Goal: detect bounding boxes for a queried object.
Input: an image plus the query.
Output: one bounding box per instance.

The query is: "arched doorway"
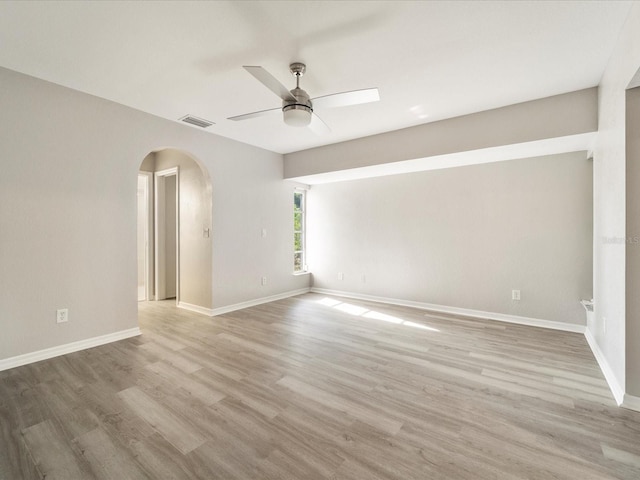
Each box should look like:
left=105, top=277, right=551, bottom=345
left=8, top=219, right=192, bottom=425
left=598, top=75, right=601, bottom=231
left=137, top=148, right=213, bottom=312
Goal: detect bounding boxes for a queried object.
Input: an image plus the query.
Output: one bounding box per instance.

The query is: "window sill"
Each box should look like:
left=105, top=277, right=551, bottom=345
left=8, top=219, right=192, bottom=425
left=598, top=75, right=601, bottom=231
left=293, top=271, right=311, bottom=276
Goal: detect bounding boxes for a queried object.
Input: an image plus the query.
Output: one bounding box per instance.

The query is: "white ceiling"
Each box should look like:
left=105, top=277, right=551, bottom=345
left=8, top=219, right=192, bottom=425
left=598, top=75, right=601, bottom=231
left=0, top=1, right=633, bottom=154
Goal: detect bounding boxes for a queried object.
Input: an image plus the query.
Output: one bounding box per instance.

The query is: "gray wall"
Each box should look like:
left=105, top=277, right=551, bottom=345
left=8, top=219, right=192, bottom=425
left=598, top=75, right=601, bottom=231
left=285, top=88, right=597, bottom=180
left=308, top=152, right=593, bottom=325
left=626, top=87, right=640, bottom=396
left=0, top=66, right=309, bottom=361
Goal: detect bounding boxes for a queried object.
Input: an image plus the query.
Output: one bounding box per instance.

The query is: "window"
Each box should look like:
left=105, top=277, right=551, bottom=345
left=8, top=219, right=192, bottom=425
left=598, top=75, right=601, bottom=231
left=294, top=189, right=306, bottom=273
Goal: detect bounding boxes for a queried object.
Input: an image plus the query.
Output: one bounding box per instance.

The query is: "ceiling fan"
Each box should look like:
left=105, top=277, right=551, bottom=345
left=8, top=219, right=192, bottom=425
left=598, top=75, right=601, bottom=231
left=227, top=62, right=379, bottom=134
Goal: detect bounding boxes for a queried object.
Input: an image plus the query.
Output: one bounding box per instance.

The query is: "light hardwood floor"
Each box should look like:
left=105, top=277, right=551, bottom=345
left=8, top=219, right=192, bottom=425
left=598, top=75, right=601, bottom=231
left=2, top=293, right=640, bottom=479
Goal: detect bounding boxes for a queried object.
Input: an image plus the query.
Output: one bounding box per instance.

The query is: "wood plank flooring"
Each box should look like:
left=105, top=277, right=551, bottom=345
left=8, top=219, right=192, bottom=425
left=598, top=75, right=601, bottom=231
left=2, top=293, right=640, bottom=479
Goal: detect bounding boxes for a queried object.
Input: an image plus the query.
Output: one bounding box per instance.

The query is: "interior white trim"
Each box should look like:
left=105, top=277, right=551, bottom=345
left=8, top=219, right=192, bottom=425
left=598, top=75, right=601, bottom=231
left=584, top=327, right=625, bottom=406
left=310, top=288, right=585, bottom=333
left=622, top=394, right=640, bottom=412
left=0, top=327, right=142, bottom=372
left=177, top=301, right=214, bottom=317
left=1, top=292, right=634, bottom=411
left=211, top=288, right=311, bottom=316
left=312, top=289, right=638, bottom=407
left=288, top=133, right=596, bottom=185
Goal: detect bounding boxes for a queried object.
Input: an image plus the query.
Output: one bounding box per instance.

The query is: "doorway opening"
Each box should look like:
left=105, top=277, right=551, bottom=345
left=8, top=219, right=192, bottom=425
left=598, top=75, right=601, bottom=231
left=155, top=167, right=179, bottom=301
left=137, top=148, right=213, bottom=312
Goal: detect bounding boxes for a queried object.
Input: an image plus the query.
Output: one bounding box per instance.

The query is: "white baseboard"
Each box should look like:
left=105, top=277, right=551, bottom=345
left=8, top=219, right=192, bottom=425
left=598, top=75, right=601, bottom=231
left=211, top=288, right=311, bottom=316
left=177, top=301, right=214, bottom=316
left=584, top=327, right=625, bottom=406
left=310, top=288, right=585, bottom=333
left=622, top=394, right=640, bottom=412
left=311, top=288, right=638, bottom=408
left=0, top=327, right=142, bottom=372
left=3, top=291, right=636, bottom=412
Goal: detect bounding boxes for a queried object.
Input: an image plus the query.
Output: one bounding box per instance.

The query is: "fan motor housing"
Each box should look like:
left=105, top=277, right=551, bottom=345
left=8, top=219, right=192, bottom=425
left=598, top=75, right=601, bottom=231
left=283, top=87, right=312, bottom=126
left=283, top=87, right=312, bottom=112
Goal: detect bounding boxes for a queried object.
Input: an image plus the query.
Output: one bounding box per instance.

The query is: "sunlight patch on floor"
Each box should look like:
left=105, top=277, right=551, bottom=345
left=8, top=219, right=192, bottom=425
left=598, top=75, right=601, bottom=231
left=316, top=297, right=440, bottom=332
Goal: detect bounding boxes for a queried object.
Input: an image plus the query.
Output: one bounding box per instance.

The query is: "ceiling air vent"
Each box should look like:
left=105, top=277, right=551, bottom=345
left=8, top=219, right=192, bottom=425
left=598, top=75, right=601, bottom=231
left=179, top=114, right=215, bottom=128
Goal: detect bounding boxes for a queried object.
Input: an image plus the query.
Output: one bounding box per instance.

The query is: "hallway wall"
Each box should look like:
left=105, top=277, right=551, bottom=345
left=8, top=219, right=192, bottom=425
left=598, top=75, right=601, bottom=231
left=0, top=66, right=309, bottom=364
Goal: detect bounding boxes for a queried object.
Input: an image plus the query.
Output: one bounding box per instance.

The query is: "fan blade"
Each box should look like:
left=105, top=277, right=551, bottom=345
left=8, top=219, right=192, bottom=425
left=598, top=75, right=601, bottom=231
left=312, top=88, right=379, bottom=109
left=308, top=112, right=331, bottom=135
left=243, top=66, right=296, bottom=102
left=227, top=106, right=280, bottom=122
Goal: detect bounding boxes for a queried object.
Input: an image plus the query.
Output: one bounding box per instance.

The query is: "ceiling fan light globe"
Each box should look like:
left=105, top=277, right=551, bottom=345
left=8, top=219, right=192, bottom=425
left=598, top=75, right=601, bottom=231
left=283, top=104, right=312, bottom=127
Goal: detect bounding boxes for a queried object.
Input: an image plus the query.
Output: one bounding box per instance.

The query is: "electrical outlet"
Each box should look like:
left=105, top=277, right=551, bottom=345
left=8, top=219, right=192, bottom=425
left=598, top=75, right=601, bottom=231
left=338, top=272, right=344, bottom=280
left=261, top=276, right=267, bottom=286
left=56, top=308, right=69, bottom=323
left=261, top=228, right=267, bottom=238
left=512, top=290, right=521, bottom=301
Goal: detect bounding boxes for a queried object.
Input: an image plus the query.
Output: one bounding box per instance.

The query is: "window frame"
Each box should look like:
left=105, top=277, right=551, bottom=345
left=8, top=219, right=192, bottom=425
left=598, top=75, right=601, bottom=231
left=293, top=188, right=307, bottom=273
